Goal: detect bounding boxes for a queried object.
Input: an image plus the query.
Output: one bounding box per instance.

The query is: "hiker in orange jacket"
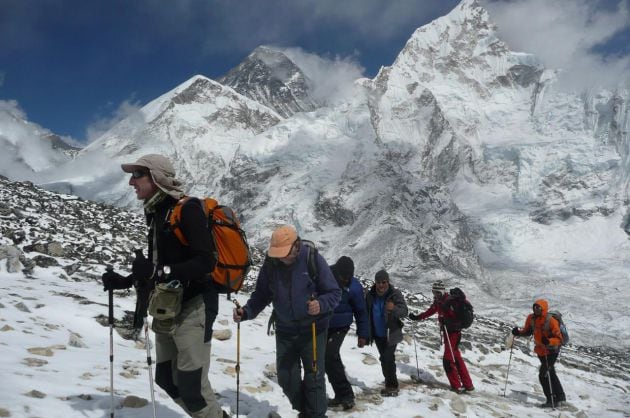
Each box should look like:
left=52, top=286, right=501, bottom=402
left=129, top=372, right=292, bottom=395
left=512, top=299, right=566, bottom=408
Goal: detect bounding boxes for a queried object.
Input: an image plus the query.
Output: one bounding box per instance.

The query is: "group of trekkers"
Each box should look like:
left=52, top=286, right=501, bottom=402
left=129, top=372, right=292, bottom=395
left=102, top=154, right=567, bottom=418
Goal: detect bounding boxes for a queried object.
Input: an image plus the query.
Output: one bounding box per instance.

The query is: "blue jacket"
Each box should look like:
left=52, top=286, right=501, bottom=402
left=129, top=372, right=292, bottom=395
left=328, top=276, right=369, bottom=339
left=366, top=284, right=408, bottom=346
left=243, top=242, right=341, bottom=334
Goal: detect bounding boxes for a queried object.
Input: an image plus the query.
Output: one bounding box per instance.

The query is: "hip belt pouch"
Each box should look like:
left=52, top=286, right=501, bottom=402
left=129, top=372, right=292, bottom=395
left=149, top=281, right=183, bottom=334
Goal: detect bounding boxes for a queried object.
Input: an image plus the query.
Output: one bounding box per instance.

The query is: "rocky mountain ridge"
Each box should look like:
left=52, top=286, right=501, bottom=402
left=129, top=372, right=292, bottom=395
left=2, top=0, right=630, bottom=348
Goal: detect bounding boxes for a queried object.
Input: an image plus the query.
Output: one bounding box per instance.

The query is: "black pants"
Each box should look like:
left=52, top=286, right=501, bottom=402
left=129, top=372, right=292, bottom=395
left=538, top=352, right=566, bottom=403
left=325, top=328, right=354, bottom=402
left=374, top=336, right=398, bottom=389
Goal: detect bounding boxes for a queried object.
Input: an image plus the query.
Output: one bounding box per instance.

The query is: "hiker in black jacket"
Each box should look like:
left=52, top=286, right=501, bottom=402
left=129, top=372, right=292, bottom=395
left=326, top=256, right=368, bottom=410
left=101, top=154, right=226, bottom=418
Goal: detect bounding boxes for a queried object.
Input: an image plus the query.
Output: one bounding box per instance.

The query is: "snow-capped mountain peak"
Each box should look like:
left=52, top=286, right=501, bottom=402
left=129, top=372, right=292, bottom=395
left=219, top=45, right=319, bottom=118
left=3, top=0, right=630, bottom=358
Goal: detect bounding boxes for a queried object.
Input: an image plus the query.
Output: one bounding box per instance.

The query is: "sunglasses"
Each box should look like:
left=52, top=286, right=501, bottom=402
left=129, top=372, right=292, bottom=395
left=131, top=169, right=149, bottom=179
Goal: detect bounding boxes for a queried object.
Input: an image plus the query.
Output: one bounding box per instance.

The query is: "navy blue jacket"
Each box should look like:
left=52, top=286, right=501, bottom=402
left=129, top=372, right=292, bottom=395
left=242, top=242, right=341, bottom=334
left=328, top=276, right=369, bottom=339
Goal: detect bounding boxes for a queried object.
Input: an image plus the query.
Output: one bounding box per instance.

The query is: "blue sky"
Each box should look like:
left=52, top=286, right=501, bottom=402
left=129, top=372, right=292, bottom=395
left=1, top=0, right=628, bottom=142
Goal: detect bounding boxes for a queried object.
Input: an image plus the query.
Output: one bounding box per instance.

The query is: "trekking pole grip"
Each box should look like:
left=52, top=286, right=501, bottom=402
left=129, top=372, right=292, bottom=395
left=106, top=266, right=114, bottom=323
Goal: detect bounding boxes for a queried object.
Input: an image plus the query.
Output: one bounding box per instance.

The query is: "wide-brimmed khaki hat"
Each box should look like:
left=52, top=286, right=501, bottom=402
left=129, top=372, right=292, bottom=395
left=121, top=154, right=184, bottom=199
left=267, top=225, right=298, bottom=258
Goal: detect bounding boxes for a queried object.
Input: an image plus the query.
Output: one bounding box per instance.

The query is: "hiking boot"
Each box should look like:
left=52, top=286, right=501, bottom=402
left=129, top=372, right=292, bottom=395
left=451, top=387, right=466, bottom=394
left=539, top=401, right=553, bottom=408
left=341, top=399, right=355, bottom=410
left=464, top=386, right=475, bottom=392
left=327, top=398, right=341, bottom=407
left=380, top=387, right=399, bottom=397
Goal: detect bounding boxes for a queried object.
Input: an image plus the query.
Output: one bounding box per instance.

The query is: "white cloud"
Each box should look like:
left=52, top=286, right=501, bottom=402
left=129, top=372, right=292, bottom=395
left=0, top=100, right=68, bottom=181
left=86, top=99, right=143, bottom=143
left=484, top=0, right=630, bottom=90
left=280, top=47, right=365, bottom=104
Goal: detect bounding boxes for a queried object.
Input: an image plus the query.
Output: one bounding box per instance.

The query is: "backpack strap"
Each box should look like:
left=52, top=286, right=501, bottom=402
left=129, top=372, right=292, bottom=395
left=303, top=240, right=319, bottom=284
left=543, top=313, right=551, bottom=336
left=168, top=196, right=191, bottom=245
left=529, top=314, right=552, bottom=335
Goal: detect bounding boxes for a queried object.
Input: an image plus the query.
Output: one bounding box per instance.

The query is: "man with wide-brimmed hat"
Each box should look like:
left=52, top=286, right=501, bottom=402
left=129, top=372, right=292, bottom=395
left=101, top=154, right=227, bottom=417
left=233, top=225, right=341, bottom=418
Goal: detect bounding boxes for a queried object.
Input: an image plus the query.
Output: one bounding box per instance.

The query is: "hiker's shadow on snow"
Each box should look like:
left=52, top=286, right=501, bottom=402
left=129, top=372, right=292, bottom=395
left=218, top=389, right=280, bottom=418
left=397, top=364, right=450, bottom=390
left=66, top=393, right=184, bottom=418
left=347, top=376, right=376, bottom=394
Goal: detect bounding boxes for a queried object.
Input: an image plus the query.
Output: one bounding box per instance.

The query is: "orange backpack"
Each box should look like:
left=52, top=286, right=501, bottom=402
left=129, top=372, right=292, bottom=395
left=169, top=196, right=251, bottom=295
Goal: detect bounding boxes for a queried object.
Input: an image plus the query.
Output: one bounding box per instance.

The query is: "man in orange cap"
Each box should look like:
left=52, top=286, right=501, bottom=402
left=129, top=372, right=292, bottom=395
left=233, top=225, right=341, bottom=418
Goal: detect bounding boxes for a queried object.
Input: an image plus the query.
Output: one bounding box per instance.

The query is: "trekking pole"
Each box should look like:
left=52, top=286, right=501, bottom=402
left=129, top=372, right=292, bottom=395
left=232, top=299, right=241, bottom=417
left=309, top=295, right=318, bottom=415
left=309, top=296, right=318, bottom=374
left=442, top=324, right=456, bottom=371
left=412, top=326, right=420, bottom=382
left=503, top=344, right=514, bottom=397
left=106, top=266, right=115, bottom=418
left=545, top=355, right=555, bottom=409
left=144, top=317, right=157, bottom=418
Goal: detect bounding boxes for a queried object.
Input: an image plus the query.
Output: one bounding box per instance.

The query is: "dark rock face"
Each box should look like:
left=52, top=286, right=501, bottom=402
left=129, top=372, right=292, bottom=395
left=314, top=193, right=355, bottom=227
left=219, top=46, right=318, bottom=118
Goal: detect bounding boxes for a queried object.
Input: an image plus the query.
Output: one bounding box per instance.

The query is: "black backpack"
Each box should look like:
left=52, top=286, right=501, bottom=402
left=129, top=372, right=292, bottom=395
left=448, top=287, right=474, bottom=329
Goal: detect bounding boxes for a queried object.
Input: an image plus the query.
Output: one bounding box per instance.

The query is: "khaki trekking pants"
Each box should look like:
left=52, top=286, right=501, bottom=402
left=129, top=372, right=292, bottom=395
left=155, top=295, right=222, bottom=418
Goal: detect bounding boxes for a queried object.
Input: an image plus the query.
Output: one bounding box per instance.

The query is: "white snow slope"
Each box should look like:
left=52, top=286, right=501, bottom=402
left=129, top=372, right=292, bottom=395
left=1, top=266, right=628, bottom=418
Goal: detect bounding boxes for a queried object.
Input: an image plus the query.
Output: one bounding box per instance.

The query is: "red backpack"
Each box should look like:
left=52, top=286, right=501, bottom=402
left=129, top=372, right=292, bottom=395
left=169, top=197, right=252, bottom=295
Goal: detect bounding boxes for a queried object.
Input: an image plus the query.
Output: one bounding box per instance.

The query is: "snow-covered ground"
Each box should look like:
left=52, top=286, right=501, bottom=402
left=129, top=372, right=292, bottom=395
left=1, top=263, right=628, bottom=417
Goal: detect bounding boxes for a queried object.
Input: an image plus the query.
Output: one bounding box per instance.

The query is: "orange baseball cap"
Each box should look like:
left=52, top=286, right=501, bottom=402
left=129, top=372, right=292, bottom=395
left=268, top=225, right=298, bottom=258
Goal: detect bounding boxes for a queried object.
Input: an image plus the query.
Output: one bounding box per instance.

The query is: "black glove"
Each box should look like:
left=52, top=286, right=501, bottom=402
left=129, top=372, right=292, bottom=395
left=409, top=313, right=421, bottom=320
left=511, top=327, right=520, bottom=336
left=132, top=251, right=154, bottom=282
left=102, top=270, right=131, bottom=291
left=541, top=336, right=549, bottom=345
